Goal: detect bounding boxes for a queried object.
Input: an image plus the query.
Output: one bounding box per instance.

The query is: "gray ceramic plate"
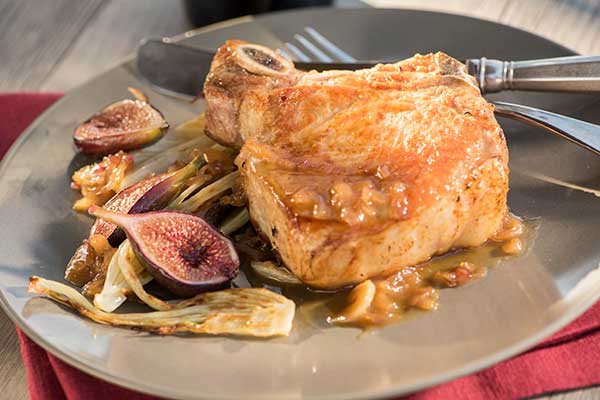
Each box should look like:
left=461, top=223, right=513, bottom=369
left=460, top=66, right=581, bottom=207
left=1, top=8, right=600, bottom=400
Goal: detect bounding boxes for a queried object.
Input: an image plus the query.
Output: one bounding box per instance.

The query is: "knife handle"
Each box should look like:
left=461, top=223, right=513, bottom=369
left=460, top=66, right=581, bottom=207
left=466, top=55, right=600, bottom=94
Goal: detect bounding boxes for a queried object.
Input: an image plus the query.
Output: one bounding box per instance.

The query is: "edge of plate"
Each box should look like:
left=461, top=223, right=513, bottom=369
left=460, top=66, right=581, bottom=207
left=0, top=7, right=594, bottom=400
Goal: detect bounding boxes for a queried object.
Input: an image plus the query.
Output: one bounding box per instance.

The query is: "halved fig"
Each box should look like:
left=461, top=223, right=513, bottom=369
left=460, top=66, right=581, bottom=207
left=88, top=207, right=240, bottom=297
left=93, top=157, right=203, bottom=246
left=65, top=158, right=203, bottom=288
left=73, top=95, right=168, bottom=155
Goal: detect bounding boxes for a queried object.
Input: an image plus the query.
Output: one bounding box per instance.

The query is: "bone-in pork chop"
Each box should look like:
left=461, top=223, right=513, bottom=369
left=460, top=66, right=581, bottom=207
left=204, top=40, right=508, bottom=289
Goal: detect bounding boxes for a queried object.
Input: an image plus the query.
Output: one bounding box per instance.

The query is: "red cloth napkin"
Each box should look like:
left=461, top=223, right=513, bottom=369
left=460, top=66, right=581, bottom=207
left=5, top=93, right=600, bottom=400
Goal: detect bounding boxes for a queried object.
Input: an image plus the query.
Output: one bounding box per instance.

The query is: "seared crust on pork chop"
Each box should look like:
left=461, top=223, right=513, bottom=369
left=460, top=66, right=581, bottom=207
left=204, top=40, right=508, bottom=289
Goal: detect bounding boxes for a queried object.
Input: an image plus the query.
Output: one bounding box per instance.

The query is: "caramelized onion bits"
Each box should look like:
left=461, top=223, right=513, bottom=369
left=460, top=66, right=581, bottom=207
left=407, top=287, right=439, bottom=310
left=329, top=214, right=529, bottom=328
left=29, top=276, right=295, bottom=337
left=431, top=262, right=486, bottom=288
left=64, top=236, right=116, bottom=298
left=71, top=151, right=133, bottom=211
left=372, top=268, right=440, bottom=315
left=89, top=234, right=112, bottom=255
left=330, top=267, right=441, bottom=327
left=64, top=240, right=103, bottom=287
left=285, top=177, right=408, bottom=226
left=491, top=213, right=525, bottom=242
left=329, top=280, right=376, bottom=324
left=289, top=187, right=332, bottom=220
left=501, top=237, right=524, bottom=255
left=491, top=213, right=526, bottom=255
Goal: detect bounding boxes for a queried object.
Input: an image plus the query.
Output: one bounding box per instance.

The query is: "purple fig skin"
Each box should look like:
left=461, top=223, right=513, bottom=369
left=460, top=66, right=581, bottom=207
left=65, top=159, right=202, bottom=288
left=91, top=172, right=175, bottom=247
left=89, top=207, right=240, bottom=297
left=91, top=157, right=203, bottom=247
left=66, top=174, right=167, bottom=287
left=74, top=99, right=168, bottom=156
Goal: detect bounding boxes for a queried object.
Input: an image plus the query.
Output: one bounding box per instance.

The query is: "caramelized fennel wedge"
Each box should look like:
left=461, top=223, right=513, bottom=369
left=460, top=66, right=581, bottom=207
left=115, top=240, right=209, bottom=311
left=250, top=261, right=302, bottom=286
left=122, top=135, right=215, bottom=190
left=220, top=208, right=250, bottom=235
left=176, top=171, right=240, bottom=213
left=28, top=276, right=295, bottom=337
left=89, top=206, right=240, bottom=297
left=93, top=239, right=153, bottom=312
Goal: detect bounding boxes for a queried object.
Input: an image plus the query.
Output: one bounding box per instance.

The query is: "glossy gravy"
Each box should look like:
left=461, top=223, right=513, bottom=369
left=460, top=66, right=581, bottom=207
left=246, top=214, right=532, bottom=329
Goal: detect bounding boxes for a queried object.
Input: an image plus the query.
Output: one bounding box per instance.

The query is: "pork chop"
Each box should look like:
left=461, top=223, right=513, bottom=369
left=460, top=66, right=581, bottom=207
left=204, top=40, right=509, bottom=289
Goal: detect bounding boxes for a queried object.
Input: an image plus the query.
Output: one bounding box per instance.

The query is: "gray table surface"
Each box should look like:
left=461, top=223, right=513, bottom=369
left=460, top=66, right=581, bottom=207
left=0, top=0, right=599, bottom=399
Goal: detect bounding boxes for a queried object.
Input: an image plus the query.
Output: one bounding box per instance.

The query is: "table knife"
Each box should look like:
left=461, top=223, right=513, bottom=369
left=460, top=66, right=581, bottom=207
left=136, top=38, right=600, bottom=98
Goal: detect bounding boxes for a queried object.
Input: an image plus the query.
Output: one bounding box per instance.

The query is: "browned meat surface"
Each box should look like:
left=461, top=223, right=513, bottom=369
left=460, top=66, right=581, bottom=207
left=204, top=40, right=509, bottom=289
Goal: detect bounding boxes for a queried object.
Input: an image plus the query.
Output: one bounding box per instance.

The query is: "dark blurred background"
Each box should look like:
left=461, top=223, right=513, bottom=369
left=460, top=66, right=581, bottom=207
left=0, top=0, right=365, bottom=92
left=2, top=0, right=597, bottom=93
left=184, top=0, right=334, bottom=26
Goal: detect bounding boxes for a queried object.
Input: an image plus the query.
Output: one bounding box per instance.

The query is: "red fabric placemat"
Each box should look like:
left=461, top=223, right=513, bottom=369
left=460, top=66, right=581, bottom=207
left=4, top=93, right=600, bottom=400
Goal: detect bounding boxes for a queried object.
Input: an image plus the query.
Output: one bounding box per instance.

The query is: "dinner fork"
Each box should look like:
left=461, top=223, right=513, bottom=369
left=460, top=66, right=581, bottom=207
left=279, top=28, right=600, bottom=156
left=283, top=26, right=600, bottom=94
left=135, top=31, right=600, bottom=155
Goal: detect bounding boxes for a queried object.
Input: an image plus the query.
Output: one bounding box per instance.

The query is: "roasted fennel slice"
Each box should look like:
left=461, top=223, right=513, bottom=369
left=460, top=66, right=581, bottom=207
left=250, top=261, right=302, bottom=285
left=93, top=239, right=153, bottom=312
left=29, top=276, right=295, bottom=337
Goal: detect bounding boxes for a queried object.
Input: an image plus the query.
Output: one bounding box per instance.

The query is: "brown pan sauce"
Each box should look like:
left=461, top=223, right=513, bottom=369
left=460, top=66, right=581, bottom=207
left=246, top=213, right=532, bottom=329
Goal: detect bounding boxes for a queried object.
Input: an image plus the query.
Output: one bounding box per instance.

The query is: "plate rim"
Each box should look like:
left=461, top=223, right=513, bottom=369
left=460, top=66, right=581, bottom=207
left=1, top=7, right=597, bottom=400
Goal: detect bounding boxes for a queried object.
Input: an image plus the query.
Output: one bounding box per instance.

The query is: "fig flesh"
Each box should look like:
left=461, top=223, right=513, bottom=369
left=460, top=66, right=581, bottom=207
left=93, top=158, right=202, bottom=246
left=65, top=159, right=202, bottom=288
left=74, top=98, right=168, bottom=155
left=88, top=207, right=240, bottom=297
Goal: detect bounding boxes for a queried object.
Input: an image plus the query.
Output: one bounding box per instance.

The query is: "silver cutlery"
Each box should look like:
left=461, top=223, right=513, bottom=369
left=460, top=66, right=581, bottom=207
left=135, top=28, right=600, bottom=155
left=493, top=102, right=600, bottom=155
left=137, top=30, right=600, bottom=96
left=283, top=26, right=600, bottom=94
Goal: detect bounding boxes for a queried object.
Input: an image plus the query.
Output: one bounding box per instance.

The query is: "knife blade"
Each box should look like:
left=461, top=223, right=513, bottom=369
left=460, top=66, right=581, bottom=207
left=135, top=38, right=600, bottom=157
left=135, top=38, right=380, bottom=98
left=136, top=38, right=600, bottom=98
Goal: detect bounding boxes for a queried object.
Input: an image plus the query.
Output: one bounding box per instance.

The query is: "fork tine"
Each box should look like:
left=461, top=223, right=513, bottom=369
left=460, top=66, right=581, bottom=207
left=294, top=34, right=333, bottom=62
left=285, top=42, right=311, bottom=62
left=276, top=48, right=293, bottom=61
left=304, top=27, right=357, bottom=62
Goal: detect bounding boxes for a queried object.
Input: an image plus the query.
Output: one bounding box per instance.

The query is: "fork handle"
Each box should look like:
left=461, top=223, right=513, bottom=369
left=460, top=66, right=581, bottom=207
left=466, top=56, right=600, bottom=94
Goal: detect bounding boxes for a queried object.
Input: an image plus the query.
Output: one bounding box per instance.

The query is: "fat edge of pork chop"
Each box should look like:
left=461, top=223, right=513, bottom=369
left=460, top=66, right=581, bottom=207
left=204, top=40, right=509, bottom=289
